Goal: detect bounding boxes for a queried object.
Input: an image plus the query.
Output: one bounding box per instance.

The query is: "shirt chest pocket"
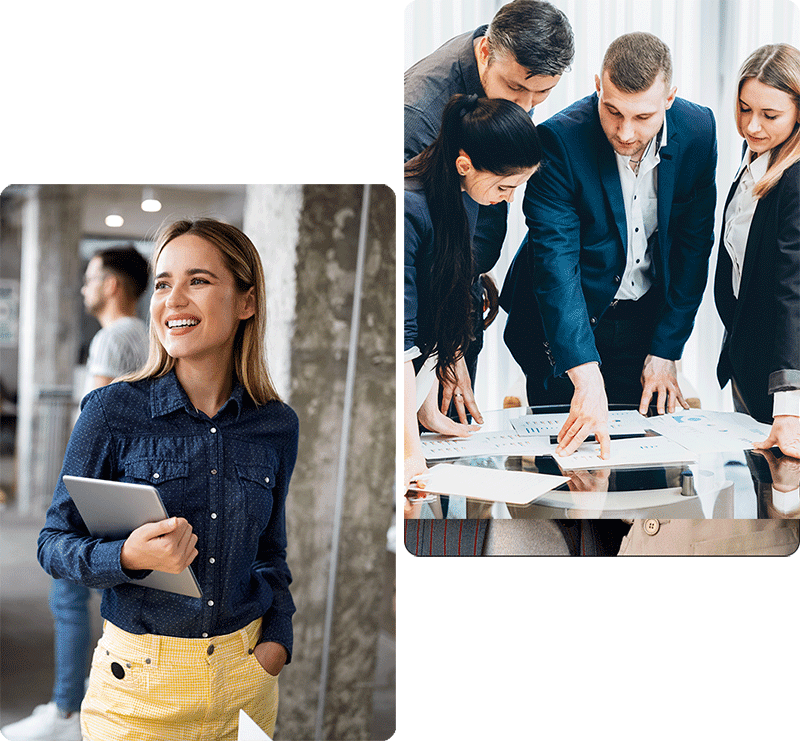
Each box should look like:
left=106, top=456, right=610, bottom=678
left=234, top=462, right=275, bottom=529
left=123, top=459, right=189, bottom=516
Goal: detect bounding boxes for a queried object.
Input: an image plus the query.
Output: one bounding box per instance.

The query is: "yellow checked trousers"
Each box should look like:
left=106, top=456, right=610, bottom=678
left=80, top=618, right=278, bottom=741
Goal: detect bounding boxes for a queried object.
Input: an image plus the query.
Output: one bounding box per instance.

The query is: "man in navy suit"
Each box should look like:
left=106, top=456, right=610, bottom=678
left=501, top=32, right=717, bottom=459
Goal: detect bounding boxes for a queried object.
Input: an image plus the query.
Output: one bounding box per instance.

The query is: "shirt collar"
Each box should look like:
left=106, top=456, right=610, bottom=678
left=463, top=26, right=488, bottom=95
left=150, top=368, right=245, bottom=421
left=734, top=148, right=770, bottom=183
left=619, top=118, right=668, bottom=170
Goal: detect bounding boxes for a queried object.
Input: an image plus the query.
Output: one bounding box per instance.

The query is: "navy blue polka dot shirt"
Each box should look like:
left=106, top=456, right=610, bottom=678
left=38, top=370, right=298, bottom=660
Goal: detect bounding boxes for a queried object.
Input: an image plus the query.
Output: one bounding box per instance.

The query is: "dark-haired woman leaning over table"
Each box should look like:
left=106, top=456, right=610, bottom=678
left=403, top=93, right=541, bottom=507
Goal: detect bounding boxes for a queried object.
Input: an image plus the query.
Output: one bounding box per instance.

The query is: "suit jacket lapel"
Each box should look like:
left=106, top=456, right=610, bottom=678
left=656, top=122, right=679, bottom=267
left=714, top=167, right=746, bottom=327
left=595, top=114, right=627, bottom=257
left=733, top=195, right=769, bottom=328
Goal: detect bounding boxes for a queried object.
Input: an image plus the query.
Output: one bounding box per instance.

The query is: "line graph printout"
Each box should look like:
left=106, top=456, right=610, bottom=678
left=420, top=431, right=554, bottom=461
left=511, top=409, right=649, bottom=437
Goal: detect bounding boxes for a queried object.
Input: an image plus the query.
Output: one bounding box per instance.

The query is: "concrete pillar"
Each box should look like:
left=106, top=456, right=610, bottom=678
left=16, top=185, right=83, bottom=513
left=244, top=185, right=395, bottom=739
left=243, top=185, right=302, bottom=401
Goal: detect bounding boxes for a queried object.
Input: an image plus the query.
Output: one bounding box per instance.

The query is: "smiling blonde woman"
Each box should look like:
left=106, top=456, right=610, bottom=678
left=38, top=218, right=297, bottom=740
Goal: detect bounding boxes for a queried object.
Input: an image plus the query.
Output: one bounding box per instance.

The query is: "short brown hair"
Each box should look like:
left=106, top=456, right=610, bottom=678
left=601, top=32, right=672, bottom=93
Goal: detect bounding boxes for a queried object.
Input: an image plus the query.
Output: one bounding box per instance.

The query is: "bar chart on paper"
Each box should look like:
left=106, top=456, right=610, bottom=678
left=510, top=409, right=649, bottom=436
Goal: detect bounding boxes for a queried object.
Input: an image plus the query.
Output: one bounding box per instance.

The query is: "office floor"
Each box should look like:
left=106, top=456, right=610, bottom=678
left=0, top=508, right=395, bottom=740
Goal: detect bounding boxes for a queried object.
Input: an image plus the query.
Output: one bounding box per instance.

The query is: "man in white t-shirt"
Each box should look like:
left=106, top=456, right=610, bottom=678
left=80, top=246, right=149, bottom=396
left=3, top=245, right=149, bottom=741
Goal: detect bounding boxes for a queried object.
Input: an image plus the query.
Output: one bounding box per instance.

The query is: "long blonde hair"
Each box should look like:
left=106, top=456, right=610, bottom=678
left=120, top=218, right=281, bottom=405
left=736, top=43, right=800, bottom=198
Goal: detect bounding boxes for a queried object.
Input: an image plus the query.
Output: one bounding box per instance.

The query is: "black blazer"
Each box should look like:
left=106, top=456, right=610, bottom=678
left=715, top=155, right=800, bottom=424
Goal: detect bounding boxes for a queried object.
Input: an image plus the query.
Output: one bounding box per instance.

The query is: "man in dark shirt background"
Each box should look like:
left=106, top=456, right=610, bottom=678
left=404, top=0, right=574, bottom=422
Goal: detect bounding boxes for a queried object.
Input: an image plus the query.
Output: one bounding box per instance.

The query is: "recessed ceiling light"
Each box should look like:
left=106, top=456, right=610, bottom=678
left=141, top=187, right=161, bottom=212
left=105, top=214, right=124, bottom=228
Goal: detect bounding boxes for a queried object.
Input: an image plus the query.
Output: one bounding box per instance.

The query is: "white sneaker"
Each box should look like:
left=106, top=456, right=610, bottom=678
left=1, top=702, right=81, bottom=741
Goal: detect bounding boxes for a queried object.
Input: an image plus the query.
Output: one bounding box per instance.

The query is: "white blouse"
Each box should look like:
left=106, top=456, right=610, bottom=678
left=723, top=148, right=800, bottom=418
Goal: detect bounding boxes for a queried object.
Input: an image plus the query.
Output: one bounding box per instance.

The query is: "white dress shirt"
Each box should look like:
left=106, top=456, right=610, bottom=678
left=723, top=148, right=800, bottom=419
left=613, top=120, right=668, bottom=301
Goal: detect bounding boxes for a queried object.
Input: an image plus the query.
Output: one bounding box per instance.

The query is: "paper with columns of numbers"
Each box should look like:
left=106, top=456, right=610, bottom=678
left=553, top=435, right=697, bottom=471
left=408, top=463, right=570, bottom=505
left=511, top=409, right=650, bottom=436
left=420, top=430, right=555, bottom=460
left=238, top=710, right=272, bottom=741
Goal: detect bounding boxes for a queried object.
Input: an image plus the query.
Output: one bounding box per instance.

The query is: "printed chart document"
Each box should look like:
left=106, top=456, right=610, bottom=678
left=238, top=710, right=272, bottom=741
left=511, top=409, right=649, bottom=436
left=553, top=436, right=697, bottom=471
left=420, top=430, right=554, bottom=460
left=407, top=463, right=569, bottom=505
left=644, top=410, right=772, bottom=453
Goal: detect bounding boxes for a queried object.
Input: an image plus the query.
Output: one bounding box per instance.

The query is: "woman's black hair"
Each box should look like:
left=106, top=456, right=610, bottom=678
left=405, top=93, right=541, bottom=382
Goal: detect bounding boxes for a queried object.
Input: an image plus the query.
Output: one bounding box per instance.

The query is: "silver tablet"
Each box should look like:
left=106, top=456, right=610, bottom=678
left=62, top=475, right=202, bottom=599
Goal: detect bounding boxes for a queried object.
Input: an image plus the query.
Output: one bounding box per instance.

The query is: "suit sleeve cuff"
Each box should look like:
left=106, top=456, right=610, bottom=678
left=773, top=389, right=800, bottom=417
left=769, top=369, right=800, bottom=394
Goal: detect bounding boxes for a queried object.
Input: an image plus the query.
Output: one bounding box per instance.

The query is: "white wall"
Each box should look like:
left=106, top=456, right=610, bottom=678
left=405, top=0, right=800, bottom=413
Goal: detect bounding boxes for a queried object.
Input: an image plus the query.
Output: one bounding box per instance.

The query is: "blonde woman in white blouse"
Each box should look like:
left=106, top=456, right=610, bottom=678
left=714, top=43, right=800, bottom=460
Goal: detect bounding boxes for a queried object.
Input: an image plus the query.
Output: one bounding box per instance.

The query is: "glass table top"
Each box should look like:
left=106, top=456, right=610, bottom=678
left=407, top=406, right=800, bottom=520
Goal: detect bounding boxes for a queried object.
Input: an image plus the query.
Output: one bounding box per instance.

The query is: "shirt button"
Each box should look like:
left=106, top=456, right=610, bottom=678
left=153, top=472, right=160, bottom=479
left=210, top=469, right=217, bottom=475
left=614, top=275, right=621, bottom=284
left=202, top=633, right=208, bottom=638
left=644, top=519, right=660, bottom=536
left=209, top=557, right=216, bottom=564
left=589, top=317, right=597, bottom=326
left=207, top=644, right=215, bottom=655
left=207, top=600, right=214, bottom=607
left=264, top=476, right=270, bottom=484
left=211, top=512, right=217, bottom=519
left=210, top=427, right=217, bottom=434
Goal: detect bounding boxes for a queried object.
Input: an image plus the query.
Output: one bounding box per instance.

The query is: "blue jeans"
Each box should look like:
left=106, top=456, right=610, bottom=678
left=48, top=578, right=92, bottom=713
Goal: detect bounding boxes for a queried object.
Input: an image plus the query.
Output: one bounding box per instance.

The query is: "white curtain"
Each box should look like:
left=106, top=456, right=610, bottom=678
left=405, top=0, right=800, bottom=413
